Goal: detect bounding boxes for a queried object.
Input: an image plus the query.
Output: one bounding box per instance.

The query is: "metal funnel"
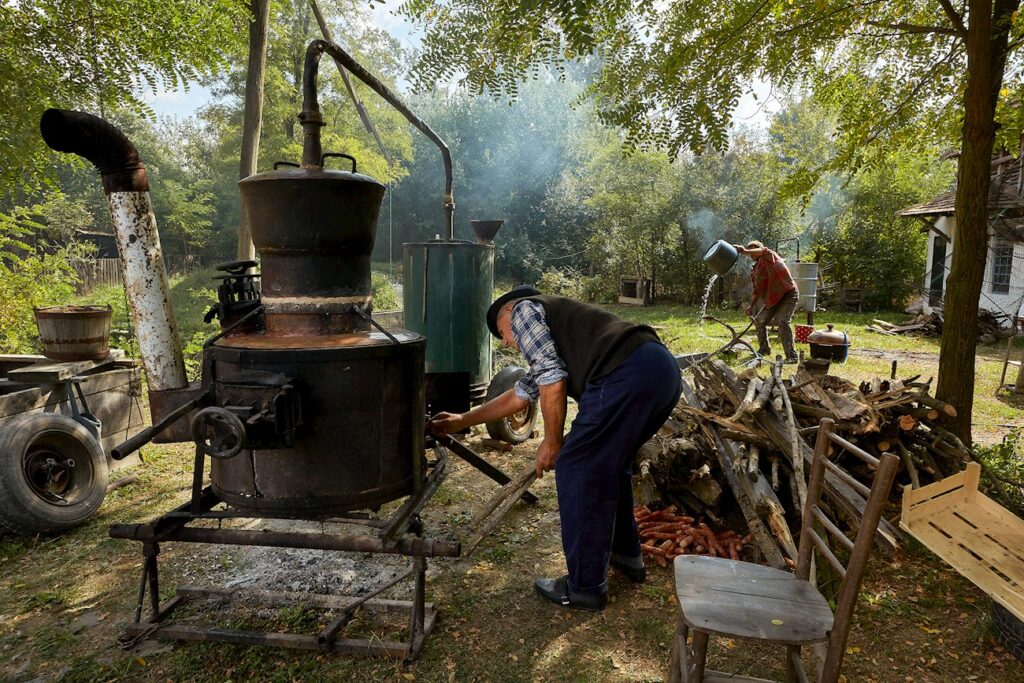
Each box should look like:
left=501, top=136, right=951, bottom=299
left=469, top=219, right=504, bottom=244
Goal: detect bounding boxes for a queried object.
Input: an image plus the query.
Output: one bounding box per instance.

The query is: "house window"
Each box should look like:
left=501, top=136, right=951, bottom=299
left=991, top=238, right=1013, bottom=295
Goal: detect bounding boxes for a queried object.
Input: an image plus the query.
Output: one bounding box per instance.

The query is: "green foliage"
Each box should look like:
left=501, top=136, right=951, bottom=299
left=973, top=429, right=1024, bottom=514
left=1, top=0, right=250, bottom=195
left=537, top=268, right=610, bottom=303
left=813, top=149, right=954, bottom=309
left=400, top=0, right=1019, bottom=190
left=0, top=196, right=90, bottom=354
left=371, top=271, right=400, bottom=311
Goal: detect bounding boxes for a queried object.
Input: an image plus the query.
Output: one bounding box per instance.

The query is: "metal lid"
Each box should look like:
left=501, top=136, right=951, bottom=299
left=808, top=323, right=849, bottom=345
left=239, top=166, right=385, bottom=190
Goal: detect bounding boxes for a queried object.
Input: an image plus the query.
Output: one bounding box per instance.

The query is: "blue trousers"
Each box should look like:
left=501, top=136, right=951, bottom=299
left=555, top=341, right=683, bottom=594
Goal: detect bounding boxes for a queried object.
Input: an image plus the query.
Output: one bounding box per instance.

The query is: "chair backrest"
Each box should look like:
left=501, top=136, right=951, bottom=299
left=795, top=417, right=899, bottom=683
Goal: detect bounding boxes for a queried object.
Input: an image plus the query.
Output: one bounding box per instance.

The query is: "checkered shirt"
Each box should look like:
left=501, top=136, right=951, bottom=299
left=751, top=249, right=797, bottom=308
left=509, top=300, right=568, bottom=401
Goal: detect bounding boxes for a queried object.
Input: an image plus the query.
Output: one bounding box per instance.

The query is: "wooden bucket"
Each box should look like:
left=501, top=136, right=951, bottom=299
left=33, top=305, right=112, bottom=361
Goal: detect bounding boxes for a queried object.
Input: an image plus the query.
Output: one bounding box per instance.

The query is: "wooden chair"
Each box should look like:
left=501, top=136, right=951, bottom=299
left=668, top=418, right=900, bottom=683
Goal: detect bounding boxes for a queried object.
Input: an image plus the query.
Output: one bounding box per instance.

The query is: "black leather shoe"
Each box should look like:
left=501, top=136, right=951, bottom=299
left=610, top=557, right=646, bottom=583
left=534, top=576, right=607, bottom=611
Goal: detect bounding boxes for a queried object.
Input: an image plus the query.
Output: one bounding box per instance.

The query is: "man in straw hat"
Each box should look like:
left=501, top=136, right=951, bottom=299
left=427, top=286, right=681, bottom=611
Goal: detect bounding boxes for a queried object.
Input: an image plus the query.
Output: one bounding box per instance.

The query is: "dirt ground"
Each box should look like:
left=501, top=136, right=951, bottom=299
left=1, top=422, right=1022, bottom=682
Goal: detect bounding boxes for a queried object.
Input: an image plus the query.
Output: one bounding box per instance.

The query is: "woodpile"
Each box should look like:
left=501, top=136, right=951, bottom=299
left=868, top=309, right=1014, bottom=342
left=634, top=357, right=981, bottom=569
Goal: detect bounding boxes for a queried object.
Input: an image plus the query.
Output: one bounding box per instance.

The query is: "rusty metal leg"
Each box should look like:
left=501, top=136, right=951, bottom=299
left=442, top=437, right=538, bottom=504
left=144, top=543, right=161, bottom=617
left=404, top=556, right=427, bottom=665
left=190, top=445, right=206, bottom=515
left=133, top=552, right=151, bottom=624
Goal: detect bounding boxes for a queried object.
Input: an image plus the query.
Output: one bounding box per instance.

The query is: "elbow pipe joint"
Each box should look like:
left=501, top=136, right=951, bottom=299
left=40, top=109, right=148, bottom=194
left=300, top=39, right=455, bottom=240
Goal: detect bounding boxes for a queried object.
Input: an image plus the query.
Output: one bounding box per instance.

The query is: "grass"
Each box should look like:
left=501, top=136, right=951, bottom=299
left=2, top=293, right=1013, bottom=681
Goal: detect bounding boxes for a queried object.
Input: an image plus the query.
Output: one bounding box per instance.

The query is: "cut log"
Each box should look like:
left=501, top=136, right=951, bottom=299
left=915, top=392, right=958, bottom=417
left=898, top=414, right=917, bottom=431
left=773, top=362, right=806, bottom=509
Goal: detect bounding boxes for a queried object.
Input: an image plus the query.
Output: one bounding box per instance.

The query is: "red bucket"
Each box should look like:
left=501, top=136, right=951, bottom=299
left=795, top=324, right=814, bottom=344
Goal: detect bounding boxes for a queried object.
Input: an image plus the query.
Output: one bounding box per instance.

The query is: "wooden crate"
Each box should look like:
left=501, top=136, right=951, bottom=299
left=900, top=463, right=1024, bottom=621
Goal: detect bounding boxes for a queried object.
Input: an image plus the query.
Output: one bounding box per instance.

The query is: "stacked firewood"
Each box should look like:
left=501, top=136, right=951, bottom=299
left=634, top=357, right=977, bottom=569
left=868, top=309, right=1012, bottom=341
left=635, top=505, right=749, bottom=566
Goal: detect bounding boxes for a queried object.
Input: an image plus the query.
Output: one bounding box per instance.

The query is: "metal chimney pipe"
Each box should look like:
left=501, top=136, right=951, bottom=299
left=40, top=109, right=188, bottom=392
left=299, top=39, right=455, bottom=240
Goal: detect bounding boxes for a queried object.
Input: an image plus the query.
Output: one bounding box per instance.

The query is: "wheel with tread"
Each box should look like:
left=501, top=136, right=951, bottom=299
left=0, top=413, right=108, bottom=535
left=992, top=601, right=1024, bottom=661
left=484, top=366, right=538, bottom=444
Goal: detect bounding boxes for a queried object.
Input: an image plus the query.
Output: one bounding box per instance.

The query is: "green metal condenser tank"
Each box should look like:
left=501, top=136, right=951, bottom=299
left=403, top=236, right=494, bottom=413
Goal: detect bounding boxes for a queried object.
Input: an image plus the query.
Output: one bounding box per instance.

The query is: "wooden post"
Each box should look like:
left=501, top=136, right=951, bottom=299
left=236, top=0, right=270, bottom=261
left=1015, top=348, right=1024, bottom=393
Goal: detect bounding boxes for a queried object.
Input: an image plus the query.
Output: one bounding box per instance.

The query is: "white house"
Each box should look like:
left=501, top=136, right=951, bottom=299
left=899, top=154, right=1024, bottom=325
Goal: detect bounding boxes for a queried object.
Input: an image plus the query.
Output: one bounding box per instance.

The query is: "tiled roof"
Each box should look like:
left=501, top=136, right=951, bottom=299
left=899, top=157, right=1024, bottom=217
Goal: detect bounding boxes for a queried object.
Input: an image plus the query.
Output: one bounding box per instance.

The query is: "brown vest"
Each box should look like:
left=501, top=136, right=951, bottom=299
left=524, top=295, right=661, bottom=399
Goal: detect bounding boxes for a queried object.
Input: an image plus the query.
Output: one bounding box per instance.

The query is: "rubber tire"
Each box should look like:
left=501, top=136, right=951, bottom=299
left=993, top=601, right=1024, bottom=661
left=0, top=413, right=108, bottom=535
left=484, top=366, right=538, bottom=444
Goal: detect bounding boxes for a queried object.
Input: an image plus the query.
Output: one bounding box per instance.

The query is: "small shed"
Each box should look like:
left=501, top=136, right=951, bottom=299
left=899, top=154, right=1024, bottom=323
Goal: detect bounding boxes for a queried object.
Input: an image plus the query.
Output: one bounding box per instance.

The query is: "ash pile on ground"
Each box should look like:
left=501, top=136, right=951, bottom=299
left=206, top=518, right=438, bottom=599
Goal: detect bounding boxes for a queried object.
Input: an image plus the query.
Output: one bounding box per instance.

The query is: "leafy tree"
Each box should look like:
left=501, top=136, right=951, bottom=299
left=1, top=0, right=250, bottom=195
left=402, top=0, right=1022, bottom=442
left=816, top=149, right=955, bottom=309
left=385, top=76, right=594, bottom=281
left=0, top=197, right=89, bottom=353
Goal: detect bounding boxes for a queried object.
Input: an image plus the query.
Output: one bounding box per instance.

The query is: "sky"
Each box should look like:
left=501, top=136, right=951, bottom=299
left=145, top=6, right=777, bottom=128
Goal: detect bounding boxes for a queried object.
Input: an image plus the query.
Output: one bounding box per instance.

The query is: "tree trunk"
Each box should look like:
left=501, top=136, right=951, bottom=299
left=936, top=0, right=1018, bottom=445
left=236, top=0, right=271, bottom=261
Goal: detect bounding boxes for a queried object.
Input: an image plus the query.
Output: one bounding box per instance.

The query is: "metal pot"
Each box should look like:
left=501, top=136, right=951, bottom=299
left=703, top=240, right=739, bottom=276
left=239, top=154, right=385, bottom=336
left=808, top=324, right=850, bottom=362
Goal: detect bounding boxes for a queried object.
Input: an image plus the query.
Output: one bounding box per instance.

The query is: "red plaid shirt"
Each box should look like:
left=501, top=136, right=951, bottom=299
left=751, top=249, right=796, bottom=307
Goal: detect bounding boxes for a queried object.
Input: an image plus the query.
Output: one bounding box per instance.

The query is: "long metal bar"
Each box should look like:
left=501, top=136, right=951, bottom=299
left=317, top=567, right=415, bottom=646
left=379, top=447, right=448, bottom=543
left=441, top=436, right=538, bottom=504
left=110, top=524, right=460, bottom=557
left=111, top=394, right=207, bottom=460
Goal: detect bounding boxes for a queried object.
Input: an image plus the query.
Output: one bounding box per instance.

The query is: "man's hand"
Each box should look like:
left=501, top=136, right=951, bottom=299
left=745, top=305, right=753, bottom=316
left=426, top=412, right=465, bottom=437
left=535, top=438, right=561, bottom=478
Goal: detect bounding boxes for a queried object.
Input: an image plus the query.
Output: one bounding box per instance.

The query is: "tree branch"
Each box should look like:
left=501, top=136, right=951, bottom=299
left=936, top=0, right=969, bottom=36
left=865, top=20, right=958, bottom=35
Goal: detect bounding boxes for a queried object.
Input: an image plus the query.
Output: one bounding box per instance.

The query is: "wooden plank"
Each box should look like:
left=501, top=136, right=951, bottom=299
left=901, top=466, right=972, bottom=509
left=7, top=352, right=123, bottom=383
left=0, top=367, right=138, bottom=418
left=674, top=581, right=832, bottom=645
left=931, top=508, right=1024, bottom=586
left=906, top=520, right=1024, bottom=620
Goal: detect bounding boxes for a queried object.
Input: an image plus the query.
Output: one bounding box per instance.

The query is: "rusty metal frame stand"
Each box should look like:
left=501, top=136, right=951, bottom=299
left=112, top=448, right=456, bottom=662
